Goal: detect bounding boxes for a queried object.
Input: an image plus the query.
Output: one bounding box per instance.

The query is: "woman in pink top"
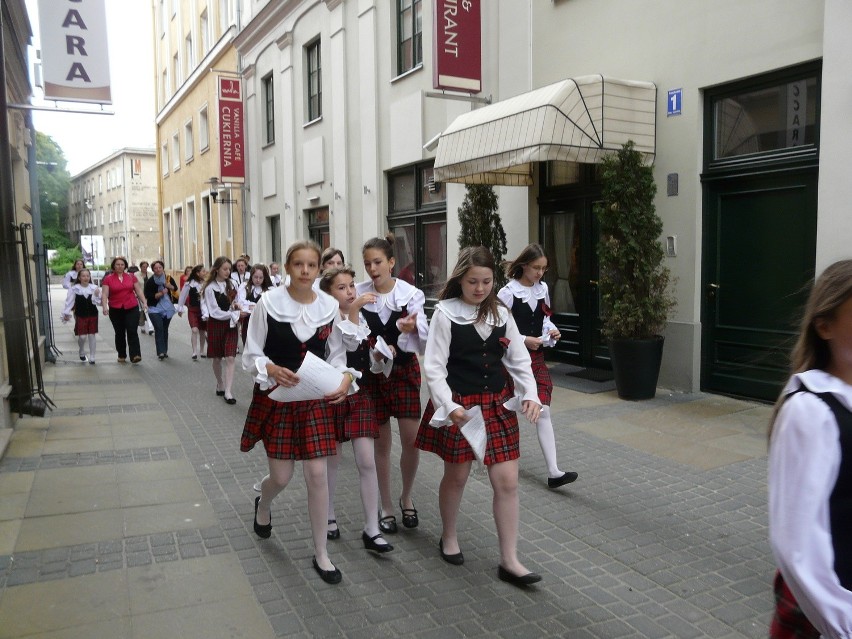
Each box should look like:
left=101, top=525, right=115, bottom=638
left=101, top=256, right=147, bottom=363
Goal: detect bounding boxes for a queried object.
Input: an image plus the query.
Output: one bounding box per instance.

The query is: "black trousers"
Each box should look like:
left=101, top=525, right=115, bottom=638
left=108, top=306, right=141, bottom=359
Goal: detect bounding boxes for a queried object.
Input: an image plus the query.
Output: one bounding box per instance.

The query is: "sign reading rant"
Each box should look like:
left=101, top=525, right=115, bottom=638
left=432, top=0, right=481, bottom=93
left=38, top=0, right=112, bottom=104
left=218, top=77, right=245, bottom=183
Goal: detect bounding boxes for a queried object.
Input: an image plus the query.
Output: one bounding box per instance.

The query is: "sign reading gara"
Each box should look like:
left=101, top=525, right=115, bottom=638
left=432, top=0, right=481, bottom=93
left=218, top=77, right=245, bottom=183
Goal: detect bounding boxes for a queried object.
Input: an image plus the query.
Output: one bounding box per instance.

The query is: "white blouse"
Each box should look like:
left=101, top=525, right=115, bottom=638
left=497, top=279, right=558, bottom=346
left=355, top=278, right=428, bottom=356
left=768, top=369, right=852, bottom=638
left=176, top=280, right=202, bottom=313
left=423, top=298, right=540, bottom=425
left=237, top=283, right=266, bottom=313
left=201, top=279, right=240, bottom=325
left=61, top=283, right=101, bottom=319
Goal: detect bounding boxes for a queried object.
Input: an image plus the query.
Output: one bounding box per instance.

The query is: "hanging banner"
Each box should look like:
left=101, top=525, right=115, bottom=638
left=218, top=77, right=245, bottom=183
left=38, top=0, right=112, bottom=104
left=432, top=0, right=481, bottom=93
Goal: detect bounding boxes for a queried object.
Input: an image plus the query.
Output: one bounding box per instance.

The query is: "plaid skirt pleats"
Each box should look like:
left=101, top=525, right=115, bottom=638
left=360, top=357, right=422, bottom=423
left=206, top=317, right=238, bottom=358
left=768, top=571, right=820, bottom=639
left=240, top=384, right=337, bottom=460
left=187, top=307, right=206, bottom=330
left=415, top=388, right=520, bottom=465
left=505, top=349, right=552, bottom=406
left=74, top=315, right=98, bottom=336
left=333, top=392, right=380, bottom=441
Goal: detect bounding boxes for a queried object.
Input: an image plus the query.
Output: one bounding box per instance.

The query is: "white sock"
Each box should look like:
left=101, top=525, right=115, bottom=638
left=327, top=451, right=340, bottom=525
left=88, top=334, right=97, bottom=361
left=536, top=406, right=564, bottom=478
left=77, top=335, right=86, bottom=358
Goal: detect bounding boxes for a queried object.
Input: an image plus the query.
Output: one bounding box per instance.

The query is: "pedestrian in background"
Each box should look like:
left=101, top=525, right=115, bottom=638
left=101, top=256, right=146, bottom=364
left=144, top=260, right=178, bottom=360
left=62, top=258, right=85, bottom=289
left=176, top=264, right=208, bottom=360
left=768, top=259, right=852, bottom=638
left=61, top=267, right=100, bottom=364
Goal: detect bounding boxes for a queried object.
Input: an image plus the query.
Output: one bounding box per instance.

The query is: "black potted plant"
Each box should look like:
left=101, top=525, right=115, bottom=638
left=595, top=141, right=676, bottom=400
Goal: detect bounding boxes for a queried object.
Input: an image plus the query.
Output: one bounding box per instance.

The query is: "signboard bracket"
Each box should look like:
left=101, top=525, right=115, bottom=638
left=425, top=91, right=491, bottom=105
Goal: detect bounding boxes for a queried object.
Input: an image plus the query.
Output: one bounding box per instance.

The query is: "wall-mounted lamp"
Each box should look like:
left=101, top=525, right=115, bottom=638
left=205, top=177, right=220, bottom=202
left=307, top=195, right=320, bottom=203
left=334, top=192, right=341, bottom=200
left=284, top=203, right=291, bottom=210
left=363, top=186, right=371, bottom=194
left=423, top=132, right=441, bottom=152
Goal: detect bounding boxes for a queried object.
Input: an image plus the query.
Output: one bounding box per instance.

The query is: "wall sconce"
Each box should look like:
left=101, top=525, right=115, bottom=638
left=334, top=192, right=341, bottom=200
left=205, top=177, right=220, bottom=202
left=284, top=203, right=291, bottom=210
left=307, top=195, right=319, bottom=203
left=363, top=186, right=371, bottom=194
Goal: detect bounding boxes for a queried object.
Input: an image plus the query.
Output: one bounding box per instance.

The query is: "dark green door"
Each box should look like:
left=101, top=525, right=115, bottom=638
left=701, top=169, right=817, bottom=401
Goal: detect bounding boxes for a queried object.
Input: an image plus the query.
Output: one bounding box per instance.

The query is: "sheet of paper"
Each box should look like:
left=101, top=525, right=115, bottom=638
left=241, top=301, right=257, bottom=313
left=374, top=336, right=394, bottom=377
left=268, top=351, right=344, bottom=402
left=541, top=329, right=557, bottom=348
left=460, top=406, right=487, bottom=464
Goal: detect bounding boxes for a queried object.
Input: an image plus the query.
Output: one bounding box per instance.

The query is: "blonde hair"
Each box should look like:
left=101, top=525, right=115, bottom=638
left=285, top=240, right=322, bottom=266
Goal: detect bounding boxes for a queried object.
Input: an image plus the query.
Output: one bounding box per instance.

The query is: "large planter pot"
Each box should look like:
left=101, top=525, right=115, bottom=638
left=608, top=335, right=664, bottom=400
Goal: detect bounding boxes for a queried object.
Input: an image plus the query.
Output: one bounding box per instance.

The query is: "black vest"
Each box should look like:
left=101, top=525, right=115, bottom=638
left=446, top=322, right=507, bottom=396
left=213, top=288, right=232, bottom=312
left=346, top=340, right=371, bottom=373
left=74, top=292, right=98, bottom=318
left=511, top=295, right=545, bottom=338
left=246, top=287, right=262, bottom=304
left=362, top=305, right=414, bottom=365
left=188, top=286, right=201, bottom=308
left=788, top=388, right=852, bottom=591
left=263, top=316, right=331, bottom=371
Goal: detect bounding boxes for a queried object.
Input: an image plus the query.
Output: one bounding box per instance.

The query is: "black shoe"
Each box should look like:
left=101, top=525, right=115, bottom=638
left=216, top=389, right=225, bottom=397
left=497, top=565, right=542, bottom=586
left=400, top=499, right=418, bottom=528
left=79, top=355, right=87, bottom=362
left=312, top=556, right=342, bottom=584
left=192, top=354, right=198, bottom=361
left=439, top=539, right=464, bottom=566
left=158, top=354, right=165, bottom=360
left=547, top=472, right=579, bottom=489
left=327, top=519, right=340, bottom=540
left=224, top=396, right=236, bottom=405
left=253, top=496, right=272, bottom=539
left=379, top=514, right=398, bottom=534
left=362, top=531, right=393, bottom=553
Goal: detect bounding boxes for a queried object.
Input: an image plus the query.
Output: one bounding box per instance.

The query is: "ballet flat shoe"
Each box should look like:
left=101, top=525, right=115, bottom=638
left=547, top=471, right=579, bottom=489
left=497, top=565, right=542, bottom=586
left=312, top=556, right=342, bottom=584
left=327, top=519, right=340, bottom=540
left=253, top=496, right=272, bottom=539
left=362, top=531, right=393, bottom=553
left=439, top=539, right=464, bottom=566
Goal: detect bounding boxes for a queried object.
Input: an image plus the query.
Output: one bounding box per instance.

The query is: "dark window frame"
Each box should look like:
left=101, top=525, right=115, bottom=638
left=262, top=73, right=275, bottom=145
left=306, top=39, right=322, bottom=122
left=397, top=0, right=423, bottom=75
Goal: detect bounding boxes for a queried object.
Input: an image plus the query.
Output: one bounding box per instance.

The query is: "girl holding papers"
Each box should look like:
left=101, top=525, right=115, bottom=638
left=356, top=235, right=428, bottom=535
left=240, top=240, right=356, bottom=585
left=415, top=246, right=544, bottom=587
left=498, top=244, right=578, bottom=489
left=201, top=257, right=241, bottom=404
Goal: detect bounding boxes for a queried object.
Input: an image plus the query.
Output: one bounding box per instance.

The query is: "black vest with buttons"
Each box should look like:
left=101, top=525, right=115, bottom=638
left=788, top=388, right=852, bottom=591
left=188, top=286, right=201, bottom=308
left=263, top=317, right=330, bottom=370
left=346, top=340, right=371, bottom=373
left=446, top=322, right=507, bottom=396
left=362, top=305, right=414, bottom=365
left=74, top=292, right=98, bottom=318
left=511, top=294, right=545, bottom=338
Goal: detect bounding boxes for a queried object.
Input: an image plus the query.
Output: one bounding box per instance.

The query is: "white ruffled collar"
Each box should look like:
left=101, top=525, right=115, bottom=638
left=71, top=283, right=96, bottom=295
left=188, top=280, right=202, bottom=289
left=504, top=279, right=547, bottom=303
left=357, top=278, right=418, bottom=312
left=436, top=298, right=508, bottom=326
left=263, top=285, right=338, bottom=327
left=786, top=370, right=852, bottom=410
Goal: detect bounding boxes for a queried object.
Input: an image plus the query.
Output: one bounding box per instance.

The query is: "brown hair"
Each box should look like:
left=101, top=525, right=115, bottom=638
left=318, top=265, right=357, bottom=294
left=285, top=240, right=322, bottom=267
left=362, top=234, right=395, bottom=260
left=110, top=256, right=128, bottom=271
left=321, top=247, right=345, bottom=268
left=248, top=263, right=274, bottom=291
left=201, top=256, right=234, bottom=295
left=439, top=246, right=501, bottom=324
left=504, top=243, right=547, bottom=280
left=188, top=264, right=205, bottom=283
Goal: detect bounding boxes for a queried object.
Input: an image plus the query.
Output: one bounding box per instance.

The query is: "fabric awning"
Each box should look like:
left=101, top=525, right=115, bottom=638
left=433, top=75, right=657, bottom=186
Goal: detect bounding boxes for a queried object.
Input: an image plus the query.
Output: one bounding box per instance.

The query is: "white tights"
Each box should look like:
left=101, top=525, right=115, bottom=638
left=77, top=334, right=96, bottom=361
left=535, top=406, right=564, bottom=478
left=327, top=437, right=382, bottom=538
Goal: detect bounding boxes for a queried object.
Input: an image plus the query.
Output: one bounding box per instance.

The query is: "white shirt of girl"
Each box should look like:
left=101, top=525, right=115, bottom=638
left=61, top=283, right=101, bottom=320
left=355, top=277, right=428, bottom=355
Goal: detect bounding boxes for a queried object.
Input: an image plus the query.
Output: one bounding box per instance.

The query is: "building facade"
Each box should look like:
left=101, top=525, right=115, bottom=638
left=67, top=149, right=158, bottom=267
left=153, top=0, right=251, bottom=273
left=230, top=0, right=850, bottom=402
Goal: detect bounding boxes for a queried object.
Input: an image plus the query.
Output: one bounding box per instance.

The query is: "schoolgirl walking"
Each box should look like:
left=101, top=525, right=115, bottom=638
left=201, top=257, right=240, bottom=404
left=61, top=267, right=100, bottom=364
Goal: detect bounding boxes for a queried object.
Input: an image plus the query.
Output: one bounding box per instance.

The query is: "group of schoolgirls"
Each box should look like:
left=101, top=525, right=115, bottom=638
left=237, top=236, right=579, bottom=587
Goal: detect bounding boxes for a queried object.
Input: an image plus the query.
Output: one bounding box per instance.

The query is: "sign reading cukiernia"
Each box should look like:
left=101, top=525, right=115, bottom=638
left=38, top=0, right=112, bottom=104
left=433, top=0, right=481, bottom=93
left=218, top=77, right=245, bottom=184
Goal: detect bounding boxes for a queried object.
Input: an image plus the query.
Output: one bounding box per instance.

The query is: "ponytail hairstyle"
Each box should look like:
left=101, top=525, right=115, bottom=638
left=202, top=256, right=234, bottom=295
left=504, top=243, right=548, bottom=280
left=362, top=234, right=395, bottom=260
left=439, top=246, right=501, bottom=324
left=188, top=264, right=205, bottom=283
left=319, top=265, right=357, bottom=295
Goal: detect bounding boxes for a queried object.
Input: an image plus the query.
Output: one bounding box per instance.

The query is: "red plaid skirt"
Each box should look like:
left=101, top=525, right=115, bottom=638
left=187, top=307, right=206, bottom=330
left=415, top=388, right=520, bottom=465
left=361, top=357, right=422, bottom=423
left=333, top=392, right=380, bottom=441
left=74, top=315, right=98, bottom=336
left=206, top=318, right=238, bottom=358
left=769, top=571, right=820, bottom=639
left=240, top=384, right=337, bottom=460
left=505, top=349, right=551, bottom=406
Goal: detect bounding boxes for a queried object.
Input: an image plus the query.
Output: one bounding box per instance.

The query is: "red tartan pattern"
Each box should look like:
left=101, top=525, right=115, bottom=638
left=415, top=389, right=520, bottom=465
left=240, top=385, right=337, bottom=459
left=187, top=307, right=206, bottom=330
left=206, top=318, right=238, bottom=358
left=360, top=357, right=422, bottom=423
left=769, top=571, right=821, bottom=639
left=74, top=315, right=98, bottom=336
left=333, top=392, right=380, bottom=441
left=505, top=349, right=551, bottom=406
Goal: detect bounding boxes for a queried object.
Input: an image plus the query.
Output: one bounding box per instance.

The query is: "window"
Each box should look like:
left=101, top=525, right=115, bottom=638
left=172, top=133, right=180, bottom=171
left=161, top=142, right=169, bottom=176
left=118, top=201, right=123, bottom=222
left=185, top=33, right=194, bottom=76
left=262, top=74, right=275, bottom=144
left=308, top=207, right=330, bottom=248
left=269, top=215, right=281, bottom=263
left=306, top=39, right=322, bottom=122
left=173, top=53, right=181, bottom=88
left=160, top=0, right=166, bottom=36
left=199, top=106, right=209, bottom=150
left=98, top=175, right=103, bottom=193
left=200, top=9, right=210, bottom=54
left=397, top=0, right=423, bottom=75
left=219, top=0, right=230, bottom=36
left=161, top=69, right=168, bottom=104
left=187, top=199, right=197, bottom=246
left=175, top=206, right=184, bottom=268
left=387, top=162, right=446, bottom=299
left=184, top=120, right=194, bottom=161
left=164, top=211, right=172, bottom=266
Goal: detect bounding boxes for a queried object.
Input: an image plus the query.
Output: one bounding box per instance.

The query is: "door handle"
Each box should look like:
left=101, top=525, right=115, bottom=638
left=708, top=282, right=719, bottom=299
left=589, top=280, right=598, bottom=286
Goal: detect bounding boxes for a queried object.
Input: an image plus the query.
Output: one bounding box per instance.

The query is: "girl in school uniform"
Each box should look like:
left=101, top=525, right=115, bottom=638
left=61, top=267, right=100, bottom=364
left=201, top=256, right=240, bottom=405
left=237, top=264, right=273, bottom=347
left=230, top=256, right=250, bottom=288
left=62, top=258, right=85, bottom=289
left=176, top=264, right=208, bottom=360
left=356, top=235, right=428, bottom=534
left=498, top=244, right=578, bottom=489
left=241, top=240, right=356, bottom=584
left=415, top=246, right=543, bottom=586
left=768, top=259, right=852, bottom=638
left=319, top=266, right=392, bottom=553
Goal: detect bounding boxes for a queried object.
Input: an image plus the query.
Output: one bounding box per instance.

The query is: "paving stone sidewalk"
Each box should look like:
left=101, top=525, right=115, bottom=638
left=0, top=285, right=776, bottom=637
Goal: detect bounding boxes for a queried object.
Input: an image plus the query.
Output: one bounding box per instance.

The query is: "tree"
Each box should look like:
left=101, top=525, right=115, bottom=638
left=35, top=132, right=73, bottom=247
left=457, top=184, right=508, bottom=288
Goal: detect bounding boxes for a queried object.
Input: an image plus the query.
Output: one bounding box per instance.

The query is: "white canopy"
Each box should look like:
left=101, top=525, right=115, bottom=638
left=433, top=75, right=657, bottom=186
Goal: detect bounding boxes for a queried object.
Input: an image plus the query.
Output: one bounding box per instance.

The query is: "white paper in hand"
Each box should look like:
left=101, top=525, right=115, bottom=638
left=374, top=336, right=394, bottom=378
left=541, top=329, right=557, bottom=348
left=460, top=406, right=487, bottom=464
left=268, top=351, right=344, bottom=402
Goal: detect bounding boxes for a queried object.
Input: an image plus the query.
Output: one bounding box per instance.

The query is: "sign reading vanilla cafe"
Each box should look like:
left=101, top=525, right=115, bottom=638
left=38, top=0, right=112, bottom=103
left=432, top=0, right=481, bottom=93
left=218, top=77, right=245, bottom=184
